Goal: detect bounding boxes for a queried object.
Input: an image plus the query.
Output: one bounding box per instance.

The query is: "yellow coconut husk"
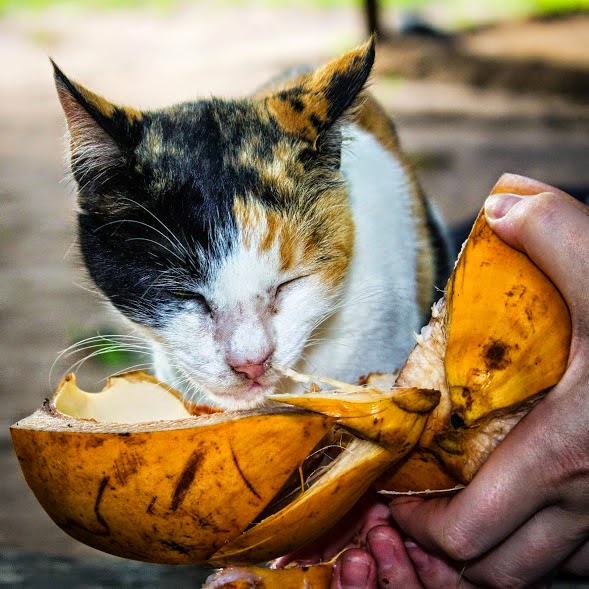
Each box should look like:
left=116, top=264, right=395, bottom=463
left=203, top=562, right=334, bottom=588
left=11, top=372, right=333, bottom=564
left=379, top=173, right=572, bottom=491
left=11, top=173, right=573, bottom=587
left=11, top=371, right=429, bottom=566
left=445, top=176, right=572, bottom=426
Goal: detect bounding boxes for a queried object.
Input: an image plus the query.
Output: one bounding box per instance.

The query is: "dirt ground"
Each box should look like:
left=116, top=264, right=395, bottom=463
left=1, top=4, right=588, bottom=587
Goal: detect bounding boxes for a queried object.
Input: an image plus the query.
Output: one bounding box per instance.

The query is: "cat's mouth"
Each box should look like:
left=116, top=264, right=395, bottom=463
left=178, top=365, right=281, bottom=410
left=233, top=370, right=281, bottom=399
left=208, top=380, right=277, bottom=410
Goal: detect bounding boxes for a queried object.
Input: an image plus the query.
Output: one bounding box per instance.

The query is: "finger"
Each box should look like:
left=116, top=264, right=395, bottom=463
left=404, top=541, right=481, bottom=589
left=462, top=504, right=588, bottom=588
left=389, top=397, right=563, bottom=560
left=366, top=525, right=423, bottom=588
left=355, top=501, right=392, bottom=544
left=332, top=548, right=377, bottom=589
left=484, top=191, right=589, bottom=313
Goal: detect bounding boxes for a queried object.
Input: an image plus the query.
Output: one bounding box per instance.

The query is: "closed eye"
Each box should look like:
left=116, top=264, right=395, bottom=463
left=276, top=275, right=310, bottom=297
left=168, top=290, right=212, bottom=313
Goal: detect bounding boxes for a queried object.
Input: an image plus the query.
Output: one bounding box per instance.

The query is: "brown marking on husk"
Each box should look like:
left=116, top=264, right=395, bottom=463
left=484, top=340, right=511, bottom=370
left=170, top=448, right=205, bottom=511
left=93, top=476, right=111, bottom=536
left=231, top=444, right=262, bottom=501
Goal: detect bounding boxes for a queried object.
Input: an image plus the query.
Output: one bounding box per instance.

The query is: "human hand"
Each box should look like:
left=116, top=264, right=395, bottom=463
left=330, top=522, right=483, bottom=589
left=331, top=523, right=516, bottom=589
left=331, top=189, right=589, bottom=588
left=384, top=190, right=589, bottom=588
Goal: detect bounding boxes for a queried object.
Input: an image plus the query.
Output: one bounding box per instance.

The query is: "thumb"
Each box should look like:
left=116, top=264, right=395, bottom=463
left=484, top=191, right=589, bottom=312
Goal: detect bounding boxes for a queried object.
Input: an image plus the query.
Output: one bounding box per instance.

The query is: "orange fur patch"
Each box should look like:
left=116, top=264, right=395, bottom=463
left=265, top=94, right=324, bottom=144
left=73, top=81, right=143, bottom=123
left=265, top=39, right=373, bottom=146
left=233, top=199, right=301, bottom=274
left=233, top=189, right=353, bottom=290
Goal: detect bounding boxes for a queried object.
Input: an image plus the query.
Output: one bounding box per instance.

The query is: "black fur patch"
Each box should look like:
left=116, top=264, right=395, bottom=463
left=52, top=60, right=143, bottom=155
left=75, top=98, right=316, bottom=326
left=59, top=45, right=370, bottom=328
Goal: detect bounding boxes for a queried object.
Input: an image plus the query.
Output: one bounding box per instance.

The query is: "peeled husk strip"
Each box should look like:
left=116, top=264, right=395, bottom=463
left=208, top=437, right=392, bottom=566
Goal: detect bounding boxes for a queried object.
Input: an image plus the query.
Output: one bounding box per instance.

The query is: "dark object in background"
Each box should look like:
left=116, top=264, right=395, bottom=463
left=397, top=12, right=454, bottom=41
left=363, top=0, right=453, bottom=41
left=365, top=0, right=380, bottom=36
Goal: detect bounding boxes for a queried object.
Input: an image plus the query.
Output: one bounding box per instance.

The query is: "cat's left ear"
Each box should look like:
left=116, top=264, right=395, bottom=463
left=51, top=60, right=142, bottom=190
left=267, top=37, right=375, bottom=147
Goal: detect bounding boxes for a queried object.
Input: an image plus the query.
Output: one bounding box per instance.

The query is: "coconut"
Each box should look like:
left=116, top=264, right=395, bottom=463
left=11, top=174, right=572, bottom=587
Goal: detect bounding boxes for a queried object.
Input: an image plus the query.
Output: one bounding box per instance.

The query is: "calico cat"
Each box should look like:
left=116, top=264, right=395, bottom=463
left=54, top=39, right=450, bottom=410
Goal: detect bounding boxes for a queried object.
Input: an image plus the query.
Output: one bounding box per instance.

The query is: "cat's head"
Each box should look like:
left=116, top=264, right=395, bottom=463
left=54, top=40, right=374, bottom=409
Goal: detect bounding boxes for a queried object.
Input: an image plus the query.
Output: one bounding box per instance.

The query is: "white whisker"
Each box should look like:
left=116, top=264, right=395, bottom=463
left=96, top=219, right=186, bottom=264
left=117, top=197, right=193, bottom=261
left=50, top=332, right=154, bottom=387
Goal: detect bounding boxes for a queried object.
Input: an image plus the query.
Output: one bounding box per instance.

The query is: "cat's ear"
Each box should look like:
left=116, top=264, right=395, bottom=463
left=51, top=60, right=142, bottom=188
left=266, top=37, right=375, bottom=147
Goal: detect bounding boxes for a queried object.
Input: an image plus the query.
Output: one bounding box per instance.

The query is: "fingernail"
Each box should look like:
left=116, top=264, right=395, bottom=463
left=404, top=539, right=432, bottom=571
left=340, top=554, right=371, bottom=589
left=369, top=529, right=394, bottom=542
left=484, top=193, right=523, bottom=221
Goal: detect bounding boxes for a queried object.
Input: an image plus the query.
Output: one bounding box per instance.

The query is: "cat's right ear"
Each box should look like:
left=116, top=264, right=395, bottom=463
left=266, top=38, right=375, bottom=148
left=51, top=60, right=142, bottom=189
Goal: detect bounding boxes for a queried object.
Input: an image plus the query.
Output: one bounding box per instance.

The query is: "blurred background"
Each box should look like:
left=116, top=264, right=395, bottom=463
left=1, top=0, right=588, bottom=586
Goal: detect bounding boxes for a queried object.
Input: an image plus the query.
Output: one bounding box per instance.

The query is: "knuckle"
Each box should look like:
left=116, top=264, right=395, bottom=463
left=540, top=405, right=589, bottom=485
left=516, top=191, right=561, bottom=233
left=439, top=524, right=481, bottom=562
left=572, top=294, right=589, bottom=342
left=464, top=563, right=534, bottom=589
left=529, top=191, right=562, bottom=213
left=487, top=568, right=530, bottom=589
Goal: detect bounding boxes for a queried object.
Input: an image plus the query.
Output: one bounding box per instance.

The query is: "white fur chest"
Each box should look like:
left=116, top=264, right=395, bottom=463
left=293, top=123, right=421, bottom=382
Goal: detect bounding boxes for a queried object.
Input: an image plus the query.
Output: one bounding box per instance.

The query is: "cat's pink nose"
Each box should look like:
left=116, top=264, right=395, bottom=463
left=230, top=354, right=272, bottom=380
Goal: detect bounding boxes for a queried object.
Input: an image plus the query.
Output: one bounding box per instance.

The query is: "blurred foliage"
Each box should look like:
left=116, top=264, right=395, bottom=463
left=441, top=0, right=588, bottom=27
left=0, top=0, right=175, bottom=13
left=87, top=345, right=142, bottom=369
left=0, top=0, right=587, bottom=17
left=63, top=329, right=149, bottom=371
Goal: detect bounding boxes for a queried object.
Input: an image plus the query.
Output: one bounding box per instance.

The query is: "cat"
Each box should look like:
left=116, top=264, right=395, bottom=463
left=53, top=38, right=451, bottom=410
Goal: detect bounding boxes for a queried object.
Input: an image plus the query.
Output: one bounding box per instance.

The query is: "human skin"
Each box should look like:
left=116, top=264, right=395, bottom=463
left=330, top=191, right=589, bottom=589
